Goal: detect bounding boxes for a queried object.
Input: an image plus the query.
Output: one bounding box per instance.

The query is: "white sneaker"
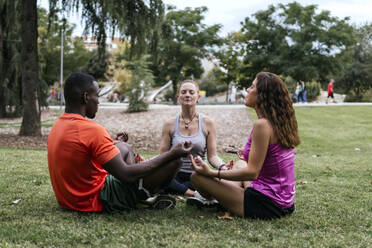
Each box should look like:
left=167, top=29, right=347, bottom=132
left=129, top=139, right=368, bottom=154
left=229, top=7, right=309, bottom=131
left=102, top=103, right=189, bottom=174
left=186, top=191, right=219, bottom=208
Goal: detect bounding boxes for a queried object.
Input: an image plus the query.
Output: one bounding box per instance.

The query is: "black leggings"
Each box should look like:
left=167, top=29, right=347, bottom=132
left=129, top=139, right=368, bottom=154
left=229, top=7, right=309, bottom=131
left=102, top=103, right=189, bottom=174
left=166, top=171, right=194, bottom=194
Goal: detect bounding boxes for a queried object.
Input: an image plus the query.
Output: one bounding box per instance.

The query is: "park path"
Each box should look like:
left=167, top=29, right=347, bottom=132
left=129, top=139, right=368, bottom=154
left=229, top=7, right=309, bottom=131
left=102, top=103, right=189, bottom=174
left=0, top=106, right=253, bottom=152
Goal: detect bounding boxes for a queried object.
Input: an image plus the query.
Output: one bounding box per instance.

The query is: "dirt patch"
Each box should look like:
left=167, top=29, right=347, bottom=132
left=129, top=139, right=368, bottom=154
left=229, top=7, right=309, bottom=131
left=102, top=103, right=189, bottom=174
left=0, top=107, right=254, bottom=152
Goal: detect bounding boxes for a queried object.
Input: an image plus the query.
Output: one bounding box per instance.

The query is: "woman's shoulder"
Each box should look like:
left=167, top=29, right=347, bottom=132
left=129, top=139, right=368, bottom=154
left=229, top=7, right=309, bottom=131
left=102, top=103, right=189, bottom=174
left=201, top=115, right=215, bottom=125
left=253, top=118, right=272, bottom=133
left=201, top=115, right=216, bottom=129
left=162, top=117, right=176, bottom=130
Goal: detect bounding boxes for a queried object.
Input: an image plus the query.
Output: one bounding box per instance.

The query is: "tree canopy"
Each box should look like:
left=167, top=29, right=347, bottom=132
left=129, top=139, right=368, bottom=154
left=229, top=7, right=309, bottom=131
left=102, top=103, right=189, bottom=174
left=237, top=2, right=355, bottom=87
left=154, top=6, right=222, bottom=103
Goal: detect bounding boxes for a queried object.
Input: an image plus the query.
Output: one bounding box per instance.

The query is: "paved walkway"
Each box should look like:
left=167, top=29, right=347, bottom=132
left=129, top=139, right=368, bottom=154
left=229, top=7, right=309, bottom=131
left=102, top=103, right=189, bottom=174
left=49, top=102, right=372, bottom=110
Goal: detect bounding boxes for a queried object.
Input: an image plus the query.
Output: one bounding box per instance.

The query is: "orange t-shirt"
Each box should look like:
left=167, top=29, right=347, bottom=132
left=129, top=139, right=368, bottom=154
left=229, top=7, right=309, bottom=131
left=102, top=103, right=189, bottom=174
left=47, top=113, right=119, bottom=212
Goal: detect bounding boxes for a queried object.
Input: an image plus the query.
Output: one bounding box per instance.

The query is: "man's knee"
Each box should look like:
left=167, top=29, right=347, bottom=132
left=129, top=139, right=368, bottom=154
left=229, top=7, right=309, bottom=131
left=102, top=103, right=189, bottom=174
left=115, top=141, right=133, bottom=155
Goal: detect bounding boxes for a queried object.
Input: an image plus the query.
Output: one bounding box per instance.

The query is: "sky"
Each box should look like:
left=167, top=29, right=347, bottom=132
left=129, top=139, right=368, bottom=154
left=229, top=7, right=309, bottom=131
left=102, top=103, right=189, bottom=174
left=39, top=0, right=372, bottom=36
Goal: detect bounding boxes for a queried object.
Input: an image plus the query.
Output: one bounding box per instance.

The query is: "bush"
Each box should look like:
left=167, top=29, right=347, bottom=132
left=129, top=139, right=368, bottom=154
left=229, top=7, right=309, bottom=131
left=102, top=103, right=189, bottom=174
left=305, top=81, right=322, bottom=101
left=200, top=69, right=228, bottom=97
left=344, top=89, right=372, bottom=102
left=282, top=76, right=321, bottom=102
left=282, top=75, right=296, bottom=94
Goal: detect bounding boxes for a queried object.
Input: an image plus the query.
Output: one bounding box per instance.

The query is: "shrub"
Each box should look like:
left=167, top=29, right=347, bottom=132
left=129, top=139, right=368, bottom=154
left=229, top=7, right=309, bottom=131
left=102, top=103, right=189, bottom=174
left=305, top=81, right=321, bottom=101
left=200, top=69, right=228, bottom=97
left=344, top=89, right=372, bottom=102
left=282, top=75, right=296, bottom=94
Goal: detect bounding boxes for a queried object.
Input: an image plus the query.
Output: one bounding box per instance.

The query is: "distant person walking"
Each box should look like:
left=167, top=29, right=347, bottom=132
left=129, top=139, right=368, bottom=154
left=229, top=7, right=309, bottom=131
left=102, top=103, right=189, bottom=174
left=301, top=81, right=307, bottom=103
left=326, top=79, right=335, bottom=103
left=295, top=82, right=303, bottom=103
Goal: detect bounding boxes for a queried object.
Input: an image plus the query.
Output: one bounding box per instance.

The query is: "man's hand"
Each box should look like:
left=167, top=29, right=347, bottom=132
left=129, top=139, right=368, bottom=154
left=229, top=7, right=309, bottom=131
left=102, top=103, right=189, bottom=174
left=115, top=130, right=129, bottom=142
left=171, top=141, right=193, bottom=157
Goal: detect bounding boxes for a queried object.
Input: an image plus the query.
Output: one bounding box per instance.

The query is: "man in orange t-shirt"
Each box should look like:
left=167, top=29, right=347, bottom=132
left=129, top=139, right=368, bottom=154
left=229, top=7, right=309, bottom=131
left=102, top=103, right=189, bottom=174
left=48, top=72, right=192, bottom=212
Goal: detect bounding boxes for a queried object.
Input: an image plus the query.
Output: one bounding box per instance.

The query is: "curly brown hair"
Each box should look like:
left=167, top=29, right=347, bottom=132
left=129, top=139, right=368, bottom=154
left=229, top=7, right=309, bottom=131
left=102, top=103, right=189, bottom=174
left=255, top=72, right=300, bottom=148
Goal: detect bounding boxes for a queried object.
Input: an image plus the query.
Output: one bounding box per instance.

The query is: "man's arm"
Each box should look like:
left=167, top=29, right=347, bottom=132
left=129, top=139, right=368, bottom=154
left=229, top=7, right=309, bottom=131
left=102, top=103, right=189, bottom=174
left=102, top=142, right=192, bottom=184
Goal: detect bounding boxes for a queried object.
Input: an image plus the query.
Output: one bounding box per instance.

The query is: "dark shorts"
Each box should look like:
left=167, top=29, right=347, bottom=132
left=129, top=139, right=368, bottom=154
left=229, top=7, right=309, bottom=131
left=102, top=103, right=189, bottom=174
left=328, top=92, right=334, bottom=98
left=244, top=187, right=295, bottom=220
left=99, top=174, right=139, bottom=213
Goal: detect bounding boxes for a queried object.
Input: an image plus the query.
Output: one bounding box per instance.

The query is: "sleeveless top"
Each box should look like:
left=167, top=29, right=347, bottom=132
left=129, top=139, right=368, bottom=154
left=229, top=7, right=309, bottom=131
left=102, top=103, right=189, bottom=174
left=171, top=113, right=207, bottom=173
left=243, top=129, right=295, bottom=209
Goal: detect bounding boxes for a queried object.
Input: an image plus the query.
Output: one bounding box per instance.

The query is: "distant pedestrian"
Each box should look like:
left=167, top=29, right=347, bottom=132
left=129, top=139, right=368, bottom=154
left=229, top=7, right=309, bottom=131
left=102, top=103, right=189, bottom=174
left=301, top=81, right=307, bottom=103
left=326, top=79, right=335, bottom=103
left=296, top=82, right=303, bottom=103
left=113, top=92, right=119, bottom=103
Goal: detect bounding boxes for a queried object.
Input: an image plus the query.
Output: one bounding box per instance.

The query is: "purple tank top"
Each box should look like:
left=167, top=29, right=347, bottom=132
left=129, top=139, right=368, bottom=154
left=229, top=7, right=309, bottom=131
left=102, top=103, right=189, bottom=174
left=243, top=130, right=295, bottom=209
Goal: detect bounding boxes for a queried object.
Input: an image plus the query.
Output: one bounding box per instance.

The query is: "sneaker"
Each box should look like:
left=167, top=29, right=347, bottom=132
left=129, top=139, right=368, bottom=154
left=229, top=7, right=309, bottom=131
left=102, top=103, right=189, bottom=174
left=186, top=191, right=219, bottom=209
left=141, top=194, right=176, bottom=210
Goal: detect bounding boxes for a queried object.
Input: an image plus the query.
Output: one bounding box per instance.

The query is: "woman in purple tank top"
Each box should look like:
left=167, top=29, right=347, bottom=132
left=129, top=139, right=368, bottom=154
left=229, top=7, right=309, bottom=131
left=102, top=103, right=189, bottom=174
left=189, top=72, right=301, bottom=219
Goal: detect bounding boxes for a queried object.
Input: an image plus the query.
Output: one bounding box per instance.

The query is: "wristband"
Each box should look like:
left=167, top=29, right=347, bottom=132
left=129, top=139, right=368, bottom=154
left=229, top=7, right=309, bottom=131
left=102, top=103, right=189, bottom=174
left=217, top=165, right=224, bottom=180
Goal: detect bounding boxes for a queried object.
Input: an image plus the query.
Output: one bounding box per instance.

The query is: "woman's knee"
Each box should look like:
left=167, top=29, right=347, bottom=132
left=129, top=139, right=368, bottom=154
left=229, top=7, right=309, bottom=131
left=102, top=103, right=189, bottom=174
left=190, top=172, right=203, bottom=186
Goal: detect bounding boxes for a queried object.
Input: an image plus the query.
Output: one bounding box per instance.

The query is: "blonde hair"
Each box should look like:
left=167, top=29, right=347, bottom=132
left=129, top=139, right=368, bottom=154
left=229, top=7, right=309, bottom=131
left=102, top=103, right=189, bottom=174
left=177, top=80, right=199, bottom=95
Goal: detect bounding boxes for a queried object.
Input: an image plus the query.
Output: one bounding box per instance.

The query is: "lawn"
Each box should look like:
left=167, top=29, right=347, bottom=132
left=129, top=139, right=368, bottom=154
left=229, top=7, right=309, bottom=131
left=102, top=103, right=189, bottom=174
left=0, top=106, right=371, bottom=247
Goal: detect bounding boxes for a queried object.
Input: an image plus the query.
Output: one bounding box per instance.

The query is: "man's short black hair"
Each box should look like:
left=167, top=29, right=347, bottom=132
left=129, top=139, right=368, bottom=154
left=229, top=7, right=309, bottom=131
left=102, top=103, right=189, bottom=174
left=64, top=72, right=96, bottom=105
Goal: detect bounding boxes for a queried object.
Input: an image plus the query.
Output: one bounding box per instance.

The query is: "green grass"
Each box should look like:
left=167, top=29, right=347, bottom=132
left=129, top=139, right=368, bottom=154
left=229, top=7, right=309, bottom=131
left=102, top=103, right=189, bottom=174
left=1, top=106, right=371, bottom=247
left=0, top=120, right=55, bottom=128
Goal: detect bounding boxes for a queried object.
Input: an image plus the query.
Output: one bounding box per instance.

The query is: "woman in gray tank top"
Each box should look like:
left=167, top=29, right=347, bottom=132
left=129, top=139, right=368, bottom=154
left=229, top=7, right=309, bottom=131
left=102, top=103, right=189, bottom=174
left=159, top=80, right=229, bottom=206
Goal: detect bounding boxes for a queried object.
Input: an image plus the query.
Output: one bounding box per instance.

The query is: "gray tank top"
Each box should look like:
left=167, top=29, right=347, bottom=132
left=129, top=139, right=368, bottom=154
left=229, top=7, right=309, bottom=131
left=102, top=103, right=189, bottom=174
left=171, top=113, right=207, bottom=173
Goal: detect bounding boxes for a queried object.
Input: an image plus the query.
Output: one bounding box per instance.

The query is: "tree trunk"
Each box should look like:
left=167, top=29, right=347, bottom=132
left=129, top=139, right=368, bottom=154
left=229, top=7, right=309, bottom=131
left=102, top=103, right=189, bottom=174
left=19, top=0, right=41, bottom=136
left=172, top=80, right=178, bottom=104
left=0, top=9, right=5, bottom=118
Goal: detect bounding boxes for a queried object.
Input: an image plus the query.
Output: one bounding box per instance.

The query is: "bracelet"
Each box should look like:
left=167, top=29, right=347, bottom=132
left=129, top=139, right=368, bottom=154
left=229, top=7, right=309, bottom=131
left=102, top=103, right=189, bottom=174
left=217, top=165, right=224, bottom=180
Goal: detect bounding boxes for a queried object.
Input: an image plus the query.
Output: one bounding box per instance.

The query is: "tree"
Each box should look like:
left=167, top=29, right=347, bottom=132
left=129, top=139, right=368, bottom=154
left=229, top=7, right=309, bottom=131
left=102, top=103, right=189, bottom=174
left=19, top=0, right=41, bottom=136
left=337, top=23, right=372, bottom=98
left=214, top=32, right=245, bottom=101
left=49, top=0, right=165, bottom=79
left=0, top=0, right=22, bottom=118
left=155, top=6, right=222, bottom=103
left=237, top=2, right=354, bottom=87
left=125, top=55, right=154, bottom=112
left=38, top=7, right=92, bottom=86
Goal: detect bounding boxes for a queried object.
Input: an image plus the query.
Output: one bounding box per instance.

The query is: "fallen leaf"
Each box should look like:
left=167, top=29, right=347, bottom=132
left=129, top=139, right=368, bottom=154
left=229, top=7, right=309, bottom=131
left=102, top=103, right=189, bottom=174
left=297, top=180, right=303, bottom=185
left=217, top=212, right=233, bottom=220
left=12, top=199, right=21, bottom=205
left=175, top=195, right=186, bottom=202
left=199, top=216, right=204, bottom=219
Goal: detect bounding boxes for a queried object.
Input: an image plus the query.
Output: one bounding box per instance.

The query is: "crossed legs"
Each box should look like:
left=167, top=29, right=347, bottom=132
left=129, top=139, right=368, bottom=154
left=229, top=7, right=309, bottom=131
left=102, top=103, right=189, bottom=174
left=190, top=159, right=250, bottom=217
left=115, top=141, right=182, bottom=194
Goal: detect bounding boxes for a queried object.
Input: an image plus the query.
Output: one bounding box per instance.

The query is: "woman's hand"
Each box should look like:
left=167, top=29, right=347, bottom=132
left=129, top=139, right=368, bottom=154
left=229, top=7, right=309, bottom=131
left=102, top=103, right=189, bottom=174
left=237, top=149, right=245, bottom=160
left=190, top=155, right=213, bottom=177
left=223, top=160, right=234, bottom=170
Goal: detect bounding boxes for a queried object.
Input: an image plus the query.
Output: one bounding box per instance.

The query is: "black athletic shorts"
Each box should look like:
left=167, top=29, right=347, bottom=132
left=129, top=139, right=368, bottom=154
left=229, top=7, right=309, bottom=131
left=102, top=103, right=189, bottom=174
left=244, top=187, right=295, bottom=220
